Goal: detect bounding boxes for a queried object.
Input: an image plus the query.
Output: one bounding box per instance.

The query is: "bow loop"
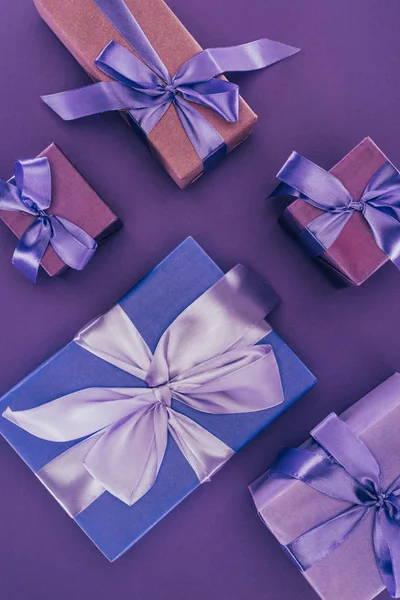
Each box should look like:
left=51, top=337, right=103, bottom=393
left=95, top=41, right=167, bottom=93
left=14, top=157, right=52, bottom=212
left=3, top=266, right=283, bottom=514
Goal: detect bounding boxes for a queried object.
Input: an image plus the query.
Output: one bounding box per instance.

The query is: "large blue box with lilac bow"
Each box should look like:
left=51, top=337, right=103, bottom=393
left=0, top=238, right=316, bottom=561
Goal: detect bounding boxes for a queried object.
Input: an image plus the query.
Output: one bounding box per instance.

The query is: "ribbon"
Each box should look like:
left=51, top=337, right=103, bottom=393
left=268, top=413, right=400, bottom=598
left=0, top=157, right=97, bottom=283
left=271, top=151, right=400, bottom=268
left=41, top=0, right=300, bottom=169
left=3, top=264, right=284, bottom=515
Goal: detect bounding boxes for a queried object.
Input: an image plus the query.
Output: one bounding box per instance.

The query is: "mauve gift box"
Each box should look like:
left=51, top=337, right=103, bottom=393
left=250, top=373, right=400, bottom=600
left=0, top=143, right=120, bottom=278
left=33, top=0, right=258, bottom=189
left=0, top=237, right=315, bottom=561
left=281, top=138, right=389, bottom=286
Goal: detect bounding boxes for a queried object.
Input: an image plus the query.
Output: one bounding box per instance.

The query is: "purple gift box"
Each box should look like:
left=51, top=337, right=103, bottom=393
left=250, top=373, right=400, bottom=600
left=0, top=238, right=315, bottom=561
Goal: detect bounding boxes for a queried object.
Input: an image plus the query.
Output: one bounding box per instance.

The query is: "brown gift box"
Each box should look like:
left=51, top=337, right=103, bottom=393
left=33, top=0, right=258, bottom=188
left=282, top=138, right=390, bottom=286
left=0, top=143, right=120, bottom=278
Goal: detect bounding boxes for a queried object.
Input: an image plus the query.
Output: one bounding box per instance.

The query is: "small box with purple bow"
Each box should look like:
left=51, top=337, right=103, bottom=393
left=0, top=238, right=315, bottom=560
left=271, top=138, right=400, bottom=286
left=0, top=143, right=120, bottom=282
left=250, top=373, right=400, bottom=600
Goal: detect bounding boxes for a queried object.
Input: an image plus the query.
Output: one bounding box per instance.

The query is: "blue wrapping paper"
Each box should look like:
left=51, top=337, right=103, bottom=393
left=0, top=238, right=316, bottom=560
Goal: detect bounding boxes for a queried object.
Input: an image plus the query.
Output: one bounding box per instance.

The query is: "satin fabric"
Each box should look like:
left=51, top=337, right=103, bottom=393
left=0, top=157, right=97, bottom=282
left=41, top=0, right=300, bottom=166
left=269, top=413, right=400, bottom=598
left=271, top=151, right=400, bottom=269
left=3, top=264, right=284, bottom=515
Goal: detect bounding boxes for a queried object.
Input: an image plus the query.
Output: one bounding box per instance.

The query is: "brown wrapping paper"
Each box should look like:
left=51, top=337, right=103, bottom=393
left=33, top=0, right=257, bottom=188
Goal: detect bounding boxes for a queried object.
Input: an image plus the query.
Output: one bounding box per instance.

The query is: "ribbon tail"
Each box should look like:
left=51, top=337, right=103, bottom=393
left=174, top=97, right=227, bottom=167
left=49, top=216, right=97, bottom=271
left=374, top=510, right=400, bottom=598
left=305, top=209, right=354, bottom=254
left=167, top=408, right=234, bottom=482
left=3, top=387, right=153, bottom=441
left=175, top=39, right=300, bottom=85
left=286, top=505, right=369, bottom=571
left=82, top=402, right=169, bottom=506
left=12, top=218, right=52, bottom=283
left=42, top=81, right=147, bottom=120
left=364, top=204, right=400, bottom=270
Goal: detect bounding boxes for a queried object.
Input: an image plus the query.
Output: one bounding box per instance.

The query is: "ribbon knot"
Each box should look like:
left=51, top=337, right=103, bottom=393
left=271, top=150, right=400, bottom=270
left=41, top=0, right=299, bottom=169
left=0, top=156, right=98, bottom=282
left=151, top=383, right=172, bottom=407
left=4, top=264, right=284, bottom=515
left=350, top=199, right=365, bottom=212
left=269, top=412, right=400, bottom=598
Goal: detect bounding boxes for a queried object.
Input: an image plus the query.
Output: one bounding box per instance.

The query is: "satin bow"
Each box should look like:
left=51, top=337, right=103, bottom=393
left=4, top=265, right=284, bottom=516
left=270, top=413, right=400, bottom=598
left=271, top=151, right=400, bottom=269
left=0, top=157, right=97, bottom=283
left=42, top=0, right=299, bottom=167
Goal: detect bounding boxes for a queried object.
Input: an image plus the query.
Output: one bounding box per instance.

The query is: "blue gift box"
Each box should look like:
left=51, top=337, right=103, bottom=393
left=0, top=238, right=316, bottom=561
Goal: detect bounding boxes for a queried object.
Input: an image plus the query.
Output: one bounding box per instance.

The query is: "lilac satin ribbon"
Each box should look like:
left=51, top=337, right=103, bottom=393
left=41, top=0, right=299, bottom=169
left=271, top=151, right=400, bottom=268
left=268, top=413, right=400, bottom=598
left=0, top=157, right=97, bottom=283
left=3, top=264, right=284, bottom=515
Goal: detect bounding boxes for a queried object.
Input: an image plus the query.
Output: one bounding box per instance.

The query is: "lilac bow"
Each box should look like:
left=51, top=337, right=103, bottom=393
left=270, top=413, right=400, bottom=598
left=271, top=152, right=400, bottom=269
left=41, top=0, right=300, bottom=168
left=3, top=265, right=284, bottom=515
left=0, top=157, right=97, bottom=283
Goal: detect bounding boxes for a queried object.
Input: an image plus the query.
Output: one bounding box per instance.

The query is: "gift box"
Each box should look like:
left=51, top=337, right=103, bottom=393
left=34, top=0, right=298, bottom=188
left=0, top=143, right=120, bottom=278
left=277, top=137, right=397, bottom=286
left=0, top=237, right=315, bottom=561
left=250, top=373, right=400, bottom=600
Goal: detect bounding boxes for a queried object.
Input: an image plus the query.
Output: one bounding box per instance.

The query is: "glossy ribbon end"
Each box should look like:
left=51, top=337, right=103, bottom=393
left=2, top=406, right=18, bottom=425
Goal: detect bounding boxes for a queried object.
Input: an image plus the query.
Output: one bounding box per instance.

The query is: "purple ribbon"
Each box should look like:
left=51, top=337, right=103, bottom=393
left=269, top=413, right=400, bottom=598
left=41, top=0, right=300, bottom=169
left=0, top=157, right=97, bottom=283
left=3, top=265, right=284, bottom=514
left=271, top=151, right=400, bottom=268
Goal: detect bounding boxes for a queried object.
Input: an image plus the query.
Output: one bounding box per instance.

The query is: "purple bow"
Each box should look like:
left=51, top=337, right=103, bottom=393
left=3, top=265, right=284, bottom=515
left=0, top=157, right=97, bottom=283
left=270, top=413, right=400, bottom=598
left=271, top=152, right=400, bottom=269
left=41, top=0, right=300, bottom=168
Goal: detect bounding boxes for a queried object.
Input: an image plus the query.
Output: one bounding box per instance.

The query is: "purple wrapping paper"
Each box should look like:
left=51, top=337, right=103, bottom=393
left=250, top=373, right=400, bottom=600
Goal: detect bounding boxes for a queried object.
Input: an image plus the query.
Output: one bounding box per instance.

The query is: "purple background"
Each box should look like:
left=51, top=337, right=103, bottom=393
left=0, top=0, right=399, bottom=598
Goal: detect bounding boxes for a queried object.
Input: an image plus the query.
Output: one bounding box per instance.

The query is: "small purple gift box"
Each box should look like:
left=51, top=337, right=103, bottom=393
left=250, top=373, right=400, bottom=600
left=0, top=238, right=315, bottom=561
